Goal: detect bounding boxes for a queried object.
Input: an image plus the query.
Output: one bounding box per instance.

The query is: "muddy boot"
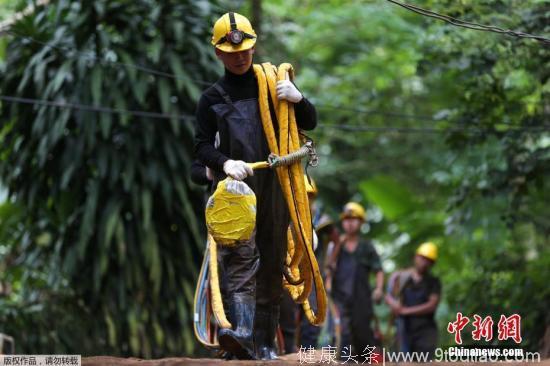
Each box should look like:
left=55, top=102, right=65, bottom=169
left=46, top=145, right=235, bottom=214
left=218, top=293, right=256, bottom=360
left=254, top=305, right=280, bottom=360
left=215, top=350, right=235, bottom=360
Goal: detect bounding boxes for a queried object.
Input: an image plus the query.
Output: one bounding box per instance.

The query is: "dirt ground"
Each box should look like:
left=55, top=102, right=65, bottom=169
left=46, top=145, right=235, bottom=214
left=83, top=353, right=301, bottom=366
left=83, top=353, right=549, bottom=366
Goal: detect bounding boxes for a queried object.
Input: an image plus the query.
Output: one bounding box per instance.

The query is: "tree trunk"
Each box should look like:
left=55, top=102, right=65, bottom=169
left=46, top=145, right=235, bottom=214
left=251, top=0, right=262, bottom=56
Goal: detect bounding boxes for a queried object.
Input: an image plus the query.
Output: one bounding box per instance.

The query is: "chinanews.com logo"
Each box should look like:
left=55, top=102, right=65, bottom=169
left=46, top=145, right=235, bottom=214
left=440, top=312, right=541, bottom=362
left=436, top=346, right=540, bottom=363
left=298, top=313, right=541, bottom=364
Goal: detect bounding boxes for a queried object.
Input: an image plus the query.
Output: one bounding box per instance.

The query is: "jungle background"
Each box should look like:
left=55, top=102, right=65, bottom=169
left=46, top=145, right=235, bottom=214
left=0, top=0, right=548, bottom=358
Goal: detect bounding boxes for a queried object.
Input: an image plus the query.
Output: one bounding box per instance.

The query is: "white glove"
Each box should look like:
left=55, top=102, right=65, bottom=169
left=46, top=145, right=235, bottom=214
left=223, top=160, right=253, bottom=181
left=276, top=80, right=303, bottom=103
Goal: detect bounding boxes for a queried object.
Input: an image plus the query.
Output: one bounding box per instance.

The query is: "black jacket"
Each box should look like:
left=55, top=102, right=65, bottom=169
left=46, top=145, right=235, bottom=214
left=194, top=66, right=317, bottom=172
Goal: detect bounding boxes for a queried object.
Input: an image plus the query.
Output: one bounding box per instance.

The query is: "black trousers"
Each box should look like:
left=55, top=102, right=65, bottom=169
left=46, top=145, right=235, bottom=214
left=334, top=298, right=378, bottom=360
left=218, top=168, right=289, bottom=308
left=405, top=325, right=437, bottom=359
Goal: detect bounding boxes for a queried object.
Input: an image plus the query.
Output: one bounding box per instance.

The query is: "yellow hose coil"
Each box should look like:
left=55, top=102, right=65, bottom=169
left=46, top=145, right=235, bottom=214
left=208, top=234, right=232, bottom=329
left=254, top=63, right=327, bottom=325
left=284, top=226, right=303, bottom=285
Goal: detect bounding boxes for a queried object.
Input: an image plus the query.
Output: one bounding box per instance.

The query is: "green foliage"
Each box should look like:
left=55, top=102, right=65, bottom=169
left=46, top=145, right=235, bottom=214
left=416, top=3, right=550, bottom=348
left=0, top=0, right=221, bottom=357
left=360, top=176, right=416, bottom=220
left=0, top=0, right=19, bottom=23
left=263, top=0, right=549, bottom=351
left=418, top=0, right=549, bottom=213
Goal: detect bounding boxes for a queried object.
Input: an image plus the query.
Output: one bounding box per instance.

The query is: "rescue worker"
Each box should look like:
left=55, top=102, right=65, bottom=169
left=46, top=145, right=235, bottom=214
left=194, top=12, right=317, bottom=360
left=325, top=202, right=384, bottom=358
left=385, top=242, right=441, bottom=359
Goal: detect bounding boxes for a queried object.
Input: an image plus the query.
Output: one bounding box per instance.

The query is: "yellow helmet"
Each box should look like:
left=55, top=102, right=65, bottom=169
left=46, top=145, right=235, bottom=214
left=304, top=175, right=317, bottom=197
left=340, top=202, right=366, bottom=221
left=416, top=242, right=438, bottom=261
left=211, top=12, right=257, bottom=53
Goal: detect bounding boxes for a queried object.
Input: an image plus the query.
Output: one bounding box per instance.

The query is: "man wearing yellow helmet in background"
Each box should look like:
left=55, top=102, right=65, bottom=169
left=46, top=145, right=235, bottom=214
left=385, top=242, right=441, bottom=359
left=325, top=202, right=384, bottom=361
left=193, top=12, right=317, bottom=360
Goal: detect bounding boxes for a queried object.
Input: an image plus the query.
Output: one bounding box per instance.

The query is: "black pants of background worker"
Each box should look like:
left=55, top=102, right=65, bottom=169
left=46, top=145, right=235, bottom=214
left=299, top=232, right=327, bottom=349
left=211, top=85, right=290, bottom=359
left=279, top=290, right=323, bottom=353
left=279, top=291, right=298, bottom=354
left=333, top=298, right=378, bottom=361
left=402, top=324, right=437, bottom=359
left=299, top=304, right=321, bottom=348
left=332, top=248, right=379, bottom=361
left=279, top=251, right=324, bottom=353
left=279, top=213, right=330, bottom=352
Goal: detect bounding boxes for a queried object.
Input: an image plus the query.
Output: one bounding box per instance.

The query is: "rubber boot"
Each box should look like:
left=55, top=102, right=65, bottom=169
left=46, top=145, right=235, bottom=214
left=254, top=305, right=280, bottom=360
left=218, top=293, right=256, bottom=360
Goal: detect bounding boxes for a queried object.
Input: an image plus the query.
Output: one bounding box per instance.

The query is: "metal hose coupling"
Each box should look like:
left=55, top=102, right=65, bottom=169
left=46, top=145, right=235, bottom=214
left=268, top=140, right=319, bottom=168
left=305, top=140, right=319, bottom=167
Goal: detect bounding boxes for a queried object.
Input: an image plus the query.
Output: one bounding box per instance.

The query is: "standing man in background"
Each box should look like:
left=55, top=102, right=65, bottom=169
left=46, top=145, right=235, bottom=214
left=325, top=202, right=384, bottom=359
left=385, top=242, right=441, bottom=359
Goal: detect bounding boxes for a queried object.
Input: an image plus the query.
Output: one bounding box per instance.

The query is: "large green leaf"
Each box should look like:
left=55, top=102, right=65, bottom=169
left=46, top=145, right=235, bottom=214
left=359, top=175, right=416, bottom=220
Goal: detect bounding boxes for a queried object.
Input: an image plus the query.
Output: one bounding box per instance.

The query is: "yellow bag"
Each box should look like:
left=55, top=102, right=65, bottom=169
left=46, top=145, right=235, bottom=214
left=205, top=178, right=256, bottom=246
